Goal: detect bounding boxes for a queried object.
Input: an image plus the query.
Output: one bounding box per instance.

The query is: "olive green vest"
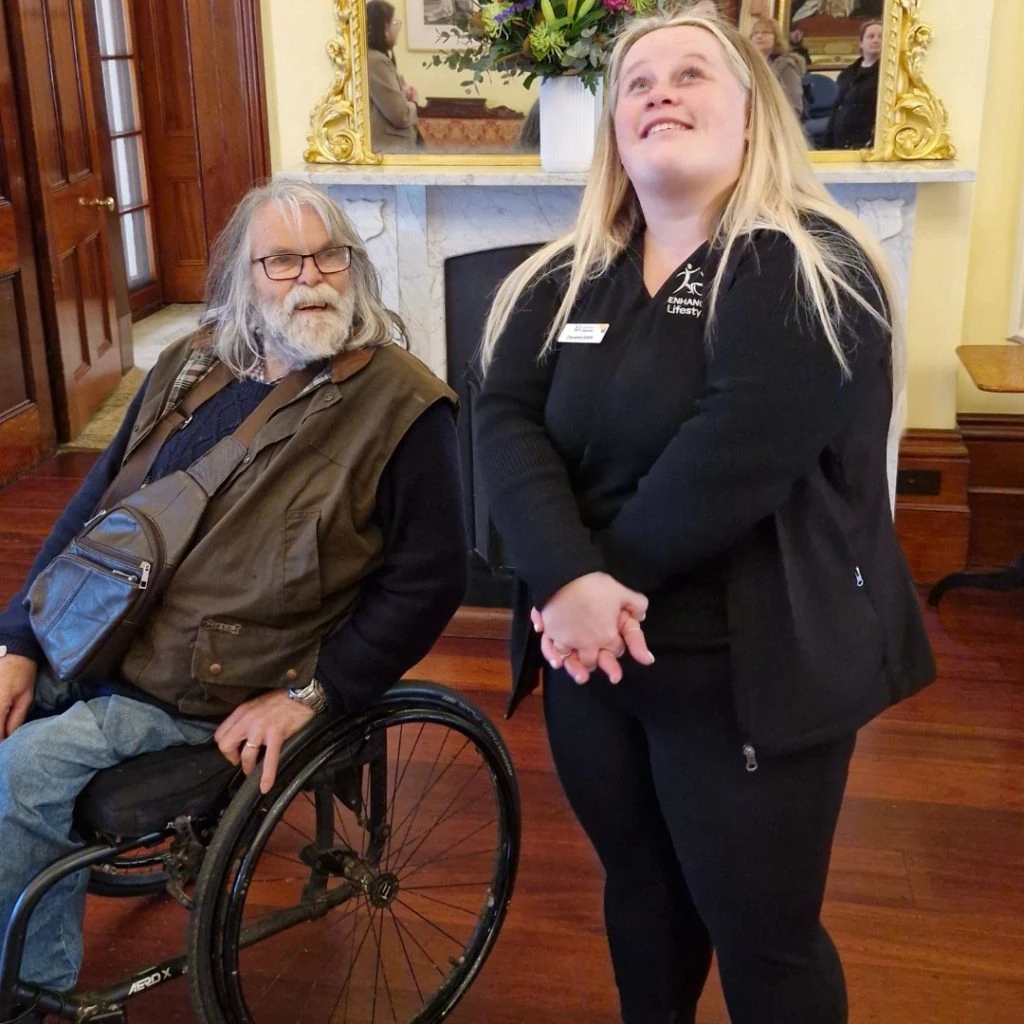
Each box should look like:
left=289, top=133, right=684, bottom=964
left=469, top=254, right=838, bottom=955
left=118, top=333, right=456, bottom=717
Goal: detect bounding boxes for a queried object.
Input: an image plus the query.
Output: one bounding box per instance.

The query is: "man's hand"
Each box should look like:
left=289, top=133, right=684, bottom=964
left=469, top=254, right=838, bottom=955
left=214, top=690, right=317, bottom=794
left=0, top=651, right=37, bottom=740
left=536, top=573, right=652, bottom=683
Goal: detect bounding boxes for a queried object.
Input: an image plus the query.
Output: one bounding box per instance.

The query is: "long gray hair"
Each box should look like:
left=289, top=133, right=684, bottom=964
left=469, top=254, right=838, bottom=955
left=201, top=179, right=405, bottom=376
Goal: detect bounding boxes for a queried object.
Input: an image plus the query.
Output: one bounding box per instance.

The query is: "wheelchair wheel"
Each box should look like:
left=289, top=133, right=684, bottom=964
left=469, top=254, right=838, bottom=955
left=188, top=682, right=520, bottom=1024
left=88, top=844, right=170, bottom=898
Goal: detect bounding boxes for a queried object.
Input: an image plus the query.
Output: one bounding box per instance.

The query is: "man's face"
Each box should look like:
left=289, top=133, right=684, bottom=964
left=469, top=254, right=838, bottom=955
left=250, top=203, right=349, bottom=307
left=248, top=203, right=356, bottom=370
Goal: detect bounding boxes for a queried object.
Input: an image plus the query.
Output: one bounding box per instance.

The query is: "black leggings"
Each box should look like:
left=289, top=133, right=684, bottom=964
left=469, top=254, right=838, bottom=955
left=542, top=649, right=855, bottom=1024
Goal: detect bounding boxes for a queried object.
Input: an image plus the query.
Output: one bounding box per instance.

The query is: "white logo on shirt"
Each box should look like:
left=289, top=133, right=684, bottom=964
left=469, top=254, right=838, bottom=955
left=666, top=263, right=704, bottom=317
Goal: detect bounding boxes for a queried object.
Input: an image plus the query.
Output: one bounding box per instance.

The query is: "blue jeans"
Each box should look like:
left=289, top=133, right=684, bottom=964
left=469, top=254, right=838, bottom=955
left=0, top=669, right=215, bottom=992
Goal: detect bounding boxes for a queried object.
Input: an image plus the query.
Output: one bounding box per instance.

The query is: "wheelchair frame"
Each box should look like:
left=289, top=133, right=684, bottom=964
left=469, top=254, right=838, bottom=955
left=0, top=681, right=521, bottom=1024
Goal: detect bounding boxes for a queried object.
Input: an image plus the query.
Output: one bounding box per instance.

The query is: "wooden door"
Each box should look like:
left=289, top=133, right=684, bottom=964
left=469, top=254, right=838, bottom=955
left=8, top=0, right=130, bottom=439
left=0, top=0, right=55, bottom=482
left=131, top=0, right=205, bottom=301
left=132, top=0, right=269, bottom=303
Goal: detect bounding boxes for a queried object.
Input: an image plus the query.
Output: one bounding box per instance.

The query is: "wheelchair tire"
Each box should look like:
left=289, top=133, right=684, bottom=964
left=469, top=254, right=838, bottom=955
left=187, top=682, right=520, bottom=1024
left=87, top=849, right=170, bottom=898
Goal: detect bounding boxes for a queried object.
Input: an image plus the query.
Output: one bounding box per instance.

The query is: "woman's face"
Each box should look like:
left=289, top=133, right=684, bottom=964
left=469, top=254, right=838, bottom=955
left=860, top=24, right=883, bottom=60
left=613, top=26, right=747, bottom=205
left=750, top=26, right=775, bottom=56
left=386, top=15, right=401, bottom=48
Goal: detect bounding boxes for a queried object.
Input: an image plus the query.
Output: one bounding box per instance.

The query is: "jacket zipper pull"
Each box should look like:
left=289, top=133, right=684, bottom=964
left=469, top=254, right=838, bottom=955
left=742, top=744, right=758, bottom=773
left=854, top=566, right=864, bottom=588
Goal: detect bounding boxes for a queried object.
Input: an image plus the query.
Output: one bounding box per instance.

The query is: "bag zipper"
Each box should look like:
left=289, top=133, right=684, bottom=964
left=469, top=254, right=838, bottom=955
left=79, top=509, right=165, bottom=592
left=742, top=743, right=758, bottom=773
left=65, top=552, right=150, bottom=590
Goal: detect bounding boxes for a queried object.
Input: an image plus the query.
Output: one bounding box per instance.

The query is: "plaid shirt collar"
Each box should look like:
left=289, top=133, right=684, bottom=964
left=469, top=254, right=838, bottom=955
left=162, top=345, right=332, bottom=417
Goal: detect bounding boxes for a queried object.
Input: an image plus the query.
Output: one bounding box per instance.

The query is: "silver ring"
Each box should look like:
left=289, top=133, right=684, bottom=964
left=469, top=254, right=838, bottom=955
left=244, top=741, right=261, bottom=750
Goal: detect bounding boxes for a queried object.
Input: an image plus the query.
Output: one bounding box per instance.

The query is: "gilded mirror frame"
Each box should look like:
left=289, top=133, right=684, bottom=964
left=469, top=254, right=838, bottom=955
left=304, top=0, right=954, bottom=166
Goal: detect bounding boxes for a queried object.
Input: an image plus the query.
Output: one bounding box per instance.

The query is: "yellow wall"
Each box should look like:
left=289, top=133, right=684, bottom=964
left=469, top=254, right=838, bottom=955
left=902, top=0, right=996, bottom=428
left=262, top=0, right=1023, bottom=427
left=955, top=0, right=1024, bottom=416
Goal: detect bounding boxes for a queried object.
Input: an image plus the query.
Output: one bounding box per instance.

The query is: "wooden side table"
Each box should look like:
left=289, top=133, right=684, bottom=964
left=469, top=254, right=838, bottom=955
left=928, top=345, right=1024, bottom=605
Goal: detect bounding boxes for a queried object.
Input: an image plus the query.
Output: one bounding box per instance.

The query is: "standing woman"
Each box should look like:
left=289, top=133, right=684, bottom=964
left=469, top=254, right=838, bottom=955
left=475, top=10, right=934, bottom=1024
left=749, top=16, right=806, bottom=118
left=822, top=19, right=883, bottom=149
left=365, top=0, right=420, bottom=152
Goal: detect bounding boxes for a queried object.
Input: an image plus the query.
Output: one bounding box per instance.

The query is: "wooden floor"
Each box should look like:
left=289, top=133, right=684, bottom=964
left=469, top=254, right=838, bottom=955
left=1, top=453, right=1022, bottom=1023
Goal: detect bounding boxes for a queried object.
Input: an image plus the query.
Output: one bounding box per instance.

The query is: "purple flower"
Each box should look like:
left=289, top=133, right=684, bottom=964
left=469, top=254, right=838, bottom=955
left=601, top=0, right=633, bottom=10
left=494, top=0, right=537, bottom=24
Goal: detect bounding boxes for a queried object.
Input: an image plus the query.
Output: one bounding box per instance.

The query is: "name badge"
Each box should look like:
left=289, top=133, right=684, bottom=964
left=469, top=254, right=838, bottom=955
left=558, top=322, right=609, bottom=345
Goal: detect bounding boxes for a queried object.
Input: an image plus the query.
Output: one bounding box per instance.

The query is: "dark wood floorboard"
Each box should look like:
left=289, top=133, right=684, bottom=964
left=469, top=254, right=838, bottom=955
left=2, top=452, right=1022, bottom=1023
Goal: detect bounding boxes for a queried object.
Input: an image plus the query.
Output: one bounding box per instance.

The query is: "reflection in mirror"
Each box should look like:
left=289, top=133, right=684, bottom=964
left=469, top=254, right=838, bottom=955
left=306, top=0, right=952, bottom=164
left=741, top=0, right=885, bottom=152
left=363, top=0, right=541, bottom=155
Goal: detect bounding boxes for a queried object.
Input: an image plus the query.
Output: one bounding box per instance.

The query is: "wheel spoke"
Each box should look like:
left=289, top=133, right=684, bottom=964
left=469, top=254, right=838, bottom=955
left=327, top=898, right=377, bottom=1023
left=388, top=902, right=425, bottom=1004
left=399, top=820, right=498, bottom=885
left=391, top=767, right=492, bottom=876
left=391, top=895, right=466, bottom=949
left=400, top=888, right=486, bottom=919
left=388, top=907, right=448, bottom=980
left=388, top=734, right=471, bottom=862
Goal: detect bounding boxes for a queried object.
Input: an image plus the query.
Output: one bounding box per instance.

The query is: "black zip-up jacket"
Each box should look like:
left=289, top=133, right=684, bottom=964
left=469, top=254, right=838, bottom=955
left=475, top=227, right=935, bottom=754
left=822, top=58, right=880, bottom=150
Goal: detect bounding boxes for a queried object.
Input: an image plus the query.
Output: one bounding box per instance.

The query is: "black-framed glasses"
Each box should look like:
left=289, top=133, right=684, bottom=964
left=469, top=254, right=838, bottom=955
left=252, top=245, right=352, bottom=281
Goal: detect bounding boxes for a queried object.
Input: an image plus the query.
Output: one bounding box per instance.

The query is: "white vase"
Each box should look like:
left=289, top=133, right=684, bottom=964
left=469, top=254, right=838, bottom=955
left=538, top=76, right=602, bottom=174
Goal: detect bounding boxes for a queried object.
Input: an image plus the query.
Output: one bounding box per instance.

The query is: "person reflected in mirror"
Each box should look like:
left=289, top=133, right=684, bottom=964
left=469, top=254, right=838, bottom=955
left=749, top=17, right=806, bottom=117
left=789, top=26, right=812, bottom=69
left=474, top=9, right=934, bottom=1024
left=516, top=99, right=541, bottom=151
left=366, top=0, right=421, bottom=152
left=821, top=19, right=883, bottom=149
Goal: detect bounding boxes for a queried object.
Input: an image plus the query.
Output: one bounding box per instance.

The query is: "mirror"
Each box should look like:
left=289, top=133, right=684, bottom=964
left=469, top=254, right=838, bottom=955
left=305, top=0, right=953, bottom=165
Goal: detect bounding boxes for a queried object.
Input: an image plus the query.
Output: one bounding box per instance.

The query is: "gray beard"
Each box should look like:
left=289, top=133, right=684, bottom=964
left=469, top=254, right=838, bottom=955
left=253, top=284, right=357, bottom=374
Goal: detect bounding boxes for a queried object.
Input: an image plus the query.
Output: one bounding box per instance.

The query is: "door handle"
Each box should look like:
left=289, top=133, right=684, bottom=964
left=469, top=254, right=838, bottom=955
left=78, top=196, right=116, bottom=211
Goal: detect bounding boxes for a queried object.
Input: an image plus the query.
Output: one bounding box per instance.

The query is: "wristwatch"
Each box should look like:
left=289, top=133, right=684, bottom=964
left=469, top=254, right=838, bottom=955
left=287, top=677, right=328, bottom=715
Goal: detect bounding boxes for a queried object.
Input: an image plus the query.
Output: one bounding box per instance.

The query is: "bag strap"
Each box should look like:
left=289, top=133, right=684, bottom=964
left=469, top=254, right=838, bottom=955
left=101, top=361, right=320, bottom=509
left=182, top=362, right=321, bottom=497
left=99, top=362, right=235, bottom=510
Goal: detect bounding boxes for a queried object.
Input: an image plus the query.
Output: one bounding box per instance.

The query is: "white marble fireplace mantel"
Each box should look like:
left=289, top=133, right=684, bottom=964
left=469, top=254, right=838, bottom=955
left=276, top=162, right=976, bottom=381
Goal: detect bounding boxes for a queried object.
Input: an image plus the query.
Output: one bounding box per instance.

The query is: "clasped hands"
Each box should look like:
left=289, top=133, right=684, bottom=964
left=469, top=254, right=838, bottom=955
left=532, top=572, right=655, bottom=685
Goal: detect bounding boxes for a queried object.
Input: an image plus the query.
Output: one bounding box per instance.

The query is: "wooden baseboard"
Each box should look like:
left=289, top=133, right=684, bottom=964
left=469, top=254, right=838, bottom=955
left=894, top=429, right=971, bottom=584
left=957, top=413, right=1024, bottom=568
left=445, top=605, right=511, bottom=640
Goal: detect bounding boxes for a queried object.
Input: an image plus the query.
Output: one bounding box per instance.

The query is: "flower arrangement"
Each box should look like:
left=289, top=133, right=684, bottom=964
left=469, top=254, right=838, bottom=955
left=429, top=0, right=657, bottom=91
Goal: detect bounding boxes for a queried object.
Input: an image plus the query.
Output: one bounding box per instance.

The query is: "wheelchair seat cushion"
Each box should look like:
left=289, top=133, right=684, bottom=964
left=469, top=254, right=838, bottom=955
left=76, top=742, right=239, bottom=839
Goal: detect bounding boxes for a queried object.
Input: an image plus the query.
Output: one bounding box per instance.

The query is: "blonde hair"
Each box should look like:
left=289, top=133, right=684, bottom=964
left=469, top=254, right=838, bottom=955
left=481, top=11, right=902, bottom=401
left=749, top=16, right=788, bottom=54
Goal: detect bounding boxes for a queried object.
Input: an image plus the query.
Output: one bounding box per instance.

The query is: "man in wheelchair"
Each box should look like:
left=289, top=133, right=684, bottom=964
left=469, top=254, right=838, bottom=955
left=0, top=180, right=468, bottom=1021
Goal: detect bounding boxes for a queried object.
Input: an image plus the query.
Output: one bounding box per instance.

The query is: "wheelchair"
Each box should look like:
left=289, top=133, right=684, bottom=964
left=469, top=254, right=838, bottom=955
left=0, top=681, right=521, bottom=1024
